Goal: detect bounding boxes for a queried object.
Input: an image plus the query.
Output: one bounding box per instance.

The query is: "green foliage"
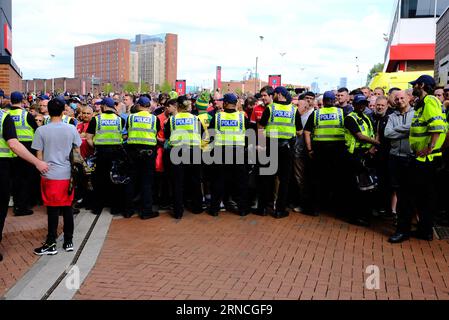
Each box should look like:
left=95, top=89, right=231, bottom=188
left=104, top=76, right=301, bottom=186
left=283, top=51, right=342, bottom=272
left=102, top=83, right=114, bottom=94
left=123, top=82, right=137, bottom=93
left=367, top=63, right=384, bottom=85
left=160, top=80, right=172, bottom=94
left=140, top=83, right=151, bottom=93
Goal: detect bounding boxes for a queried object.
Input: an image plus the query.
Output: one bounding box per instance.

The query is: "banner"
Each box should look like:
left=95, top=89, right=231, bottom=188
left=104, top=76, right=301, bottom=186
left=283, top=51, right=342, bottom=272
left=269, top=75, right=282, bottom=89
left=216, top=66, right=222, bottom=91
left=3, top=23, right=12, bottom=55
left=175, top=80, right=186, bottom=95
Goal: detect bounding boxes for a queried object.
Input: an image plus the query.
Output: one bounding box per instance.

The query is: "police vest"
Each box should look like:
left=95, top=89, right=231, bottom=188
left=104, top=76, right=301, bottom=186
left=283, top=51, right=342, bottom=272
left=0, top=110, right=14, bottom=158
left=265, top=103, right=296, bottom=140
left=93, top=113, right=123, bottom=146
left=169, top=113, right=201, bottom=147
left=44, top=115, right=72, bottom=125
left=410, top=95, right=447, bottom=162
left=9, top=109, right=34, bottom=142
left=345, top=112, right=375, bottom=154
left=313, top=107, right=345, bottom=142
left=127, top=111, right=157, bottom=146
left=214, top=111, right=246, bottom=147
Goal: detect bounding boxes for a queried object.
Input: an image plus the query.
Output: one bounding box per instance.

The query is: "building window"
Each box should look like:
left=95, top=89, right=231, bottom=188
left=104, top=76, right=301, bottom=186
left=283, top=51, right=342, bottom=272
left=401, top=0, right=449, bottom=18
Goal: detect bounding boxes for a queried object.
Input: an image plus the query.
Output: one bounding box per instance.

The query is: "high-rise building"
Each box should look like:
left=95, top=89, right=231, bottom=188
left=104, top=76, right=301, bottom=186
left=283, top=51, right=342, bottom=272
left=134, top=42, right=165, bottom=90
left=311, top=82, right=320, bottom=94
left=129, top=51, right=139, bottom=83
left=75, top=39, right=130, bottom=82
left=339, top=77, right=348, bottom=89
left=131, top=33, right=178, bottom=88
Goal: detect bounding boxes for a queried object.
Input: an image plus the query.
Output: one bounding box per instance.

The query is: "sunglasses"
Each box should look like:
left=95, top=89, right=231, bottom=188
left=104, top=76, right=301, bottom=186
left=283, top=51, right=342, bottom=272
left=36, top=119, right=43, bottom=122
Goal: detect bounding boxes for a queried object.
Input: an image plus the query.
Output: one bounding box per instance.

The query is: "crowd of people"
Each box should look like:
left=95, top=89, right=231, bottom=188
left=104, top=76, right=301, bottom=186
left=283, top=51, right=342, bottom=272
left=0, top=74, right=448, bottom=260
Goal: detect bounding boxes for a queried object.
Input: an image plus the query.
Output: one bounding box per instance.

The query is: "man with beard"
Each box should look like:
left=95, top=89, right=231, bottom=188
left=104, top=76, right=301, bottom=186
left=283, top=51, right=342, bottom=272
left=389, top=76, right=446, bottom=242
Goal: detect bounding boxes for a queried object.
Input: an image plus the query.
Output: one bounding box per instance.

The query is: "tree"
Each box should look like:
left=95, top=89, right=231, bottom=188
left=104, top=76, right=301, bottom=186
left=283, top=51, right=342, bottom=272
left=102, top=83, right=114, bottom=94
left=123, top=82, right=137, bottom=93
left=140, top=83, right=151, bottom=93
left=160, top=80, right=172, bottom=94
left=366, top=63, right=384, bottom=86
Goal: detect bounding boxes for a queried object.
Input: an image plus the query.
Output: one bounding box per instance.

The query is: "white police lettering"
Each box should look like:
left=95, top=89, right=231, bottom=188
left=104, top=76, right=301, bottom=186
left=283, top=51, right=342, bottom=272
left=273, top=110, right=292, bottom=118
left=320, top=114, right=338, bottom=121
left=220, top=120, right=238, bottom=127
left=176, top=118, right=194, bottom=126
left=133, top=116, right=151, bottom=124
left=101, top=120, right=119, bottom=126
left=11, top=116, right=20, bottom=122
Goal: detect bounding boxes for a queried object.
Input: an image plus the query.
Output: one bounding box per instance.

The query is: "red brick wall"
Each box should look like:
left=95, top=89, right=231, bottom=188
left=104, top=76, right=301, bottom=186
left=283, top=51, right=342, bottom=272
left=0, top=64, right=23, bottom=95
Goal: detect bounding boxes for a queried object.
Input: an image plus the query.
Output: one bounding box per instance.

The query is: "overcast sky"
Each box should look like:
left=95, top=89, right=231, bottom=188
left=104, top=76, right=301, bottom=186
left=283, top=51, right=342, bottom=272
left=12, top=0, right=395, bottom=91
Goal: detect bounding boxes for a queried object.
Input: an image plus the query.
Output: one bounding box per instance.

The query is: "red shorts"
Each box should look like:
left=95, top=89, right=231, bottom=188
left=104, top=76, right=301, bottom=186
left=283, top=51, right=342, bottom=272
left=41, top=178, right=74, bottom=207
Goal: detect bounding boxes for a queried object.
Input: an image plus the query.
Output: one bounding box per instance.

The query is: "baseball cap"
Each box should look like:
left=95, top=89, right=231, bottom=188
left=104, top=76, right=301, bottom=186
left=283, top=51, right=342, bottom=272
left=101, top=97, right=116, bottom=108
left=137, top=96, right=151, bottom=106
left=39, top=94, right=50, bottom=101
left=409, top=75, right=436, bottom=87
left=353, top=94, right=368, bottom=105
left=323, top=91, right=336, bottom=100
left=274, top=86, right=289, bottom=98
left=219, top=93, right=238, bottom=104
left=71, top=96, right=81, bottom=103
left=11, top=92, right=24, bottom=104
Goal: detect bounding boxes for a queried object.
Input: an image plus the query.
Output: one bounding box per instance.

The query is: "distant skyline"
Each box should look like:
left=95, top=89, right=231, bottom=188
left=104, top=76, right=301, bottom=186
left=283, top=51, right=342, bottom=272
left=12, top=0, right=395, bottom=91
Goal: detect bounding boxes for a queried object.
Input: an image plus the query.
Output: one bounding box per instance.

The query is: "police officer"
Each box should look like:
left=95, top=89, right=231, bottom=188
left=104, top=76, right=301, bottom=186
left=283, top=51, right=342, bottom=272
left=208, top=93, right=250, bottom=217
left=303, top=91, right=347, bottom=216
left=124, top=96, right=160, bottom=220
left=0, top=107, right=48, bottom=261
left=389, top=75, right=447, bottom=243
left=9, top=92, right=39, bottom=216
left=344, top=94, right=381, bottom=227
left=258, top=87, right=302, bottom=219
left=164, top=96, right=203, bottom=219
left=86, top=97, right=126, bottom=216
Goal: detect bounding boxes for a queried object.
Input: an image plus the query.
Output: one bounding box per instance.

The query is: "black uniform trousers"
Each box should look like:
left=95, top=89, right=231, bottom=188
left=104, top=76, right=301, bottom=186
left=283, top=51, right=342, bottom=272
left=396, top=156, right=441, bottom=235
left=310, top=142, right=347, bottom=213
left=344, top=149, right=373, bottom=221
left=125, top=146, right=156, bottom=217
left=210, top=146, right=249, bottom=215
left=0, top=159, right=12, bottom=242
left=92, top=146, right=125, bottom=213
left=170, top=157, right=203, bottom=218
left=258, top=140, right=293, bottom=213
left=12, top=155, right=35, bottom=211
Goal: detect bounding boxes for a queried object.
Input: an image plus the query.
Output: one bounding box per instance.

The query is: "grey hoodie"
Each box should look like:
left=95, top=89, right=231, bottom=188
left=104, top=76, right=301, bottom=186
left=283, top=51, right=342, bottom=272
left=384, top=107, right=415, bottom=158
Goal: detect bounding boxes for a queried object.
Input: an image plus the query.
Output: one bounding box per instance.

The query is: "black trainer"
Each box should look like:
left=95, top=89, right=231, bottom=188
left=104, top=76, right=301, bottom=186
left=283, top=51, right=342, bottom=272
left=34, top=243, right=57, bottom=256
left=63, top=241, right=74, bottom=252
left=14, top=208, right=34, bottom=217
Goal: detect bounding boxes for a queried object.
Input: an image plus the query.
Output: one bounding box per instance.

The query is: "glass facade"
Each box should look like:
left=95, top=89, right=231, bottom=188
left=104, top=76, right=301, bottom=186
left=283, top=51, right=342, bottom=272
left=401, top=0, right=449, bottom=18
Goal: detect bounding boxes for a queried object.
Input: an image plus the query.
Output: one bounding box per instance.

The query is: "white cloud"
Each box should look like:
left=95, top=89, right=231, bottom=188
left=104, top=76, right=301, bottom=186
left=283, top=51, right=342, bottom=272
left=12, top=0, right=393, bottom=91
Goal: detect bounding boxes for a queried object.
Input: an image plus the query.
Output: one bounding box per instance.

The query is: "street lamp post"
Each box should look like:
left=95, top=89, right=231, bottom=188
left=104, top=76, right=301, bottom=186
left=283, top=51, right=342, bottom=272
left=50, top=54, right=56, bottom=93
left=255, top=36, right=264, bottom=94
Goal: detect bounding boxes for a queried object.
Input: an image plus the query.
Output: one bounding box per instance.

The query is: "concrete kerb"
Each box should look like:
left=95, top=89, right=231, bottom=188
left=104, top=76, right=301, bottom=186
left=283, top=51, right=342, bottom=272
left=3, top=209, right=112, bottom=300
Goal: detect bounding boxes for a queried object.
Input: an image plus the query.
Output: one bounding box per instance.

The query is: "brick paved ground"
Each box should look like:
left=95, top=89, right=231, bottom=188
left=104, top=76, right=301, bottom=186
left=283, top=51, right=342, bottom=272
left=75, top=212, right=449, bottom=300
left=0, top=206, right=49, bottom=297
